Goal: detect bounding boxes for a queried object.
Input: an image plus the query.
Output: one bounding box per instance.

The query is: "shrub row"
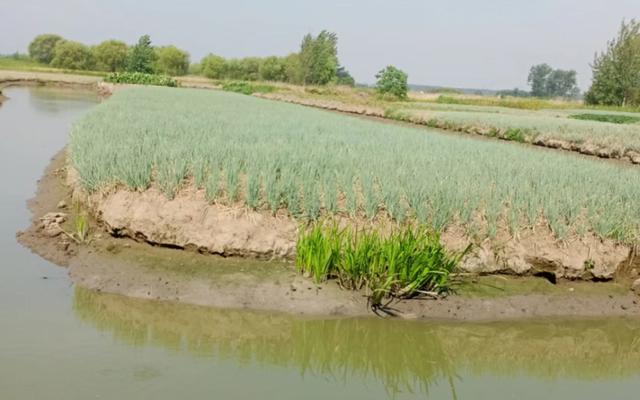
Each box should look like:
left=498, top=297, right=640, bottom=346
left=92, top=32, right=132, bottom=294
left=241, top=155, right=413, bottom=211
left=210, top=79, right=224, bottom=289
left=104, top=72, right=177, bottom=87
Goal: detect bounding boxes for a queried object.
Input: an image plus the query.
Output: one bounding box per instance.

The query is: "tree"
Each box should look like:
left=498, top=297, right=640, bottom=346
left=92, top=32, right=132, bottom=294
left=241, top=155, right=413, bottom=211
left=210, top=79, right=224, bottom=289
left=299, top=30, right=339, bottom=85
left=127, top=35, right=157, bottom=74
left=50, top=40, right=94, bottom=70
left=375, top=66, right=408, bottom=99
left=201, top=54, right=226, bottom=79
left=28, top=34, right=64, bottom=64
left=336, top=65, right=355, bottom=86
left=527, top=64, right=553, bottom=97
left=240, top=57, right=262, bottom=81
left=92, top=40, right=128, bottom=72
left=585, top=20, right=640, bottom=106
left=260, top=56, right=286, bottom=81
left=546, top=69, right=579, bottom=98
left=527, top=63, right=579, bottom=98
left=284, top=53, right=303, bottom=84
left=155, top=45, right=190, bottom=76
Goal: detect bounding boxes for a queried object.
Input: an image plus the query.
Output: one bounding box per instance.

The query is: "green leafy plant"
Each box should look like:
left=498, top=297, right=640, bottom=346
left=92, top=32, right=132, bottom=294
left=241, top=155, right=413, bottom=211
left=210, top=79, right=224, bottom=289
left=296, top=223, right=470, bottom=309
left=375, top=65, right=408, bottom=100
left=105, top=72, right=177, bottom=87
left=221, top=81, right=276, bottom=95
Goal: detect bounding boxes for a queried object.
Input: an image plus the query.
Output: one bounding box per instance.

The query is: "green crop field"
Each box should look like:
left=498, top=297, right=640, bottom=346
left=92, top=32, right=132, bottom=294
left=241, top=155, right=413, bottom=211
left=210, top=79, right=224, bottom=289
left=71, top=87, right=640, bottom=242
left=387, top=102, right=640, bottom=154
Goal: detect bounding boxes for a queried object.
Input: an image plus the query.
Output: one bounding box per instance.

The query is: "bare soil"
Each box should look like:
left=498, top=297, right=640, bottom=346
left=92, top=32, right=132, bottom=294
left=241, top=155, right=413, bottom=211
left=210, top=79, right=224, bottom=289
left=16, top=149, right=640, bottom=321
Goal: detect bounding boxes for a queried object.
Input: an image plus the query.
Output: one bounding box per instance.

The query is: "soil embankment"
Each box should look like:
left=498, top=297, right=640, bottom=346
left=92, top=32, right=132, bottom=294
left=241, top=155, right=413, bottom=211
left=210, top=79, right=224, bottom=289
left=17, top=149, right=640, bottom=321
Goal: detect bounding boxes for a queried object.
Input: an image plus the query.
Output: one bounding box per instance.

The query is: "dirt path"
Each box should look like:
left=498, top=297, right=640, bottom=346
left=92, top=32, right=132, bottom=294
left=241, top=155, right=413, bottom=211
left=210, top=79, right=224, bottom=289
left=15, top=148, right=640, bottom=321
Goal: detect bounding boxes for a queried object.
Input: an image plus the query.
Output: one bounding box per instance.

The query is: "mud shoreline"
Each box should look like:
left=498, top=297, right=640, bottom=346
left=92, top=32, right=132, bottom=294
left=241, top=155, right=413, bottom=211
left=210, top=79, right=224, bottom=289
left=16, top=148, right=640, bottom=321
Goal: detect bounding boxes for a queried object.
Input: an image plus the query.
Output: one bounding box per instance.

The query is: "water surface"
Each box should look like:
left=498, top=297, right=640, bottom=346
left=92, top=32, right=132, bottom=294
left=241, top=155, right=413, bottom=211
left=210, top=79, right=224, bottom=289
left=1, top=86, right=639, bottom=399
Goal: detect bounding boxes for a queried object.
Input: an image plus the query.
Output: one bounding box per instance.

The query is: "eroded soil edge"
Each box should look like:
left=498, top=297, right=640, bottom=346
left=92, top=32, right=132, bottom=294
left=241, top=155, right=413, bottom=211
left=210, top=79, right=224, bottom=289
left=15, top=148, right=640, bottom=321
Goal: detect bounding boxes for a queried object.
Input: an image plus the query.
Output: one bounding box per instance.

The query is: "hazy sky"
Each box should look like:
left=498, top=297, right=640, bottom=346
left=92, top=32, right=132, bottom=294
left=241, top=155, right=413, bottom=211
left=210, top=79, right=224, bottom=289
left=1, top=0, right=638, bottom=90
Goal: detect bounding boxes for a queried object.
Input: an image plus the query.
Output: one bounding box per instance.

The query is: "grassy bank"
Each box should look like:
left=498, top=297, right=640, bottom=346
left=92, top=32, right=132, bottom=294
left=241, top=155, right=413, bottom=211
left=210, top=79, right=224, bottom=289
left=0, top=57, right=107, bottom=77
left=71, top=86, right=640, bottom=243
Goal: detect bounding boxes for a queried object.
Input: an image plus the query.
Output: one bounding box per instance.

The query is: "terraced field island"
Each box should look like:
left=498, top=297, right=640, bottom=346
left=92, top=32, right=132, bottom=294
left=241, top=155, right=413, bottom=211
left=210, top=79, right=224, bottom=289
left=68, top=86, right=639, bottom=283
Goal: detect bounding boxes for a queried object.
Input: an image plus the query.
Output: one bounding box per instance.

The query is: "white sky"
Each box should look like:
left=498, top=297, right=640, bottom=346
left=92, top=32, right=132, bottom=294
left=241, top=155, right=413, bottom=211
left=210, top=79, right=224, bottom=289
left=1, top=0, right=638, bottom=90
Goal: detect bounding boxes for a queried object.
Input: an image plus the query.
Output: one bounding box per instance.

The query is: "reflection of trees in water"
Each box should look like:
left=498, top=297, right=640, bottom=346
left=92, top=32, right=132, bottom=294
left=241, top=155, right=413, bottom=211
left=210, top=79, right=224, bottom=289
left=26, top=86, right=99, bottom=113
left=73, top=287, right=640, bottom=396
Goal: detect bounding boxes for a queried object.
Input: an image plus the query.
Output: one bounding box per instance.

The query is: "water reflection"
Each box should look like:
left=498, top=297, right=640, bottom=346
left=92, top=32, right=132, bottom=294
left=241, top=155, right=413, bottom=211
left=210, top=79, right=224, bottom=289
left=74, top=287, right=640, bottom=396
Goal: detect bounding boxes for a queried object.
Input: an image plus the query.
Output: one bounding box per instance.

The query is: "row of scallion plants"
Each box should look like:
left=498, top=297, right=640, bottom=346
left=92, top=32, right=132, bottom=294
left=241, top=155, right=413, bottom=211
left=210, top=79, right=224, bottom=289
left=296, top=223, right=469, bottom=308
left=70, top=87, right=640, bottom=243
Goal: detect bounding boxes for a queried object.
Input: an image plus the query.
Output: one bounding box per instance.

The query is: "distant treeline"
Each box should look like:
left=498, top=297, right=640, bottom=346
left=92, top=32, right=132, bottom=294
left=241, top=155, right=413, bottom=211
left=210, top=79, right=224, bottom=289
left=27, top=34, right=190, bottom=76
left=196, top=31, right=354, bottom=86
left=25, top=31, right=356, bottom=86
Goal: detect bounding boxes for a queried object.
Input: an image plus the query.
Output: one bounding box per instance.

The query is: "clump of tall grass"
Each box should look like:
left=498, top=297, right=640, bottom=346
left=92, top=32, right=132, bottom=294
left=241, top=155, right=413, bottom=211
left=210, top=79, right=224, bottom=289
left=222, top=81, right=276, bottom=95
left=296, top=223, right=469, bottom=308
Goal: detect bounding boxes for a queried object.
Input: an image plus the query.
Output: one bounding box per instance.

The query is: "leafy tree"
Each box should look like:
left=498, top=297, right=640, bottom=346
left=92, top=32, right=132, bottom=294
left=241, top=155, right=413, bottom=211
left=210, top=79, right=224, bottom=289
left=585, top=20, right=640, bottom=106
left=375, top=65, right=408, bottom=99
left=28, top=34, right=64, bottom=64
left=546, top=69, right=579, bottom=98
left=527, top=63, right=579, bottom=98
left=155, top=45, right=190, bottom=76
left=527, top=64, right=553, bottom=97
left=284, top=53, right=304, bottom=84
left=299, top=30, right=339, bottom=85
left=127, top=35, right=157, bottom=74
left=92, top=40, right=128, bottom=72
left=336, top=65, right=355, bottom=86
left=50, top=40, right=94, bottom=70
left=224, top=59, right=245, bottom=80
left=201, top=54, right=226, bottom=79
left=260, top=56, right=286, bottom=81
left=240, top=57, right=262, bottom=81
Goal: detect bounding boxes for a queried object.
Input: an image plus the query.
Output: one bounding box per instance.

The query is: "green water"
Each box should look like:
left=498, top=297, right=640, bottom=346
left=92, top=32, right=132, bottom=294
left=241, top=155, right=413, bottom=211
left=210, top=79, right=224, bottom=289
left=1, top=86, right=639, bottom=399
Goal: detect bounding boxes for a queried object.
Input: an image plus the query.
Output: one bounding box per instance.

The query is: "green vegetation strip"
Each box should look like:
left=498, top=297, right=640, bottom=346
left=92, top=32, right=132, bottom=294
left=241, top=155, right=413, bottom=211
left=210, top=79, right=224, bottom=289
left=297, top=224, right=466, bottom=306
left=104, top=72, right=177, bottom=87
left=71, top=87, right=640, bottom=242
left=569, top=113, right=640, bottom=124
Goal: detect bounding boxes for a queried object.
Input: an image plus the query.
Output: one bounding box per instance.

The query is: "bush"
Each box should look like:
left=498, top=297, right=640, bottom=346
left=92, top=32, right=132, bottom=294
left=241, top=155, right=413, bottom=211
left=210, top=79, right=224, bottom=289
left=570, top=113, right=640, bottom=124
left=259, top=56, right=286, bottom=81
left=92, top=40, right=128, bottom=72
left=221, top=81, right=275, bottom=95
left=104, top=72, right=177, bottom=87
left=155, top=45, right=190, bottom=76
left=375, top=65, right=408, bottom=100
left=201, top=54, right=226, bottom=79
left=51, top=40, right=94, bottom=70
left=28, top=34, right=64, bottom=64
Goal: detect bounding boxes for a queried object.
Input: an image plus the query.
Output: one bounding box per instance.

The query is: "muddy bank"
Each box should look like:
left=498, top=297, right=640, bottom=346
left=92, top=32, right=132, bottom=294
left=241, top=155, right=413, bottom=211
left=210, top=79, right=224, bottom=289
left=65, top=156, right=635, bottom=283
left=255, top=92, right=640, bottom=165
left=16, top=148, right=640, bottom=321
left=0, top=70, right=113, bottom=97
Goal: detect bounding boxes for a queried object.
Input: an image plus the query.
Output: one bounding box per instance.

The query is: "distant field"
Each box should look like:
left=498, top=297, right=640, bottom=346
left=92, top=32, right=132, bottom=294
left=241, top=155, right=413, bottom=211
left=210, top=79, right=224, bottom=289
left=71, top=87, right=640, bottom=242
left=387, top=102, right=640, bottom=155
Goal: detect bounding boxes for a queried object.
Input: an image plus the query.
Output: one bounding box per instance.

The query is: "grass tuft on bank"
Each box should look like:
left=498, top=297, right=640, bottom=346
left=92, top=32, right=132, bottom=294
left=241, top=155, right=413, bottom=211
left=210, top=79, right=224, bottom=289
left=297, top=223, right=468, bottom=306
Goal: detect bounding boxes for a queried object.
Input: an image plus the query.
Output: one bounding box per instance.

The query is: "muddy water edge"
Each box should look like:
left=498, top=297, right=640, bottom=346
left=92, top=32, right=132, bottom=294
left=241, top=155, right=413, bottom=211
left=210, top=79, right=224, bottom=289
left=3, top=85, right=640, bottom=399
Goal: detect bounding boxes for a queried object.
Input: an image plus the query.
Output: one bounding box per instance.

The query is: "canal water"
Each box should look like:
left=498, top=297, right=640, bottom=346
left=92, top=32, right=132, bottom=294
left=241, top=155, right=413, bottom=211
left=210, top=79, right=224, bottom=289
left=1, top=86, right=639, bottom=399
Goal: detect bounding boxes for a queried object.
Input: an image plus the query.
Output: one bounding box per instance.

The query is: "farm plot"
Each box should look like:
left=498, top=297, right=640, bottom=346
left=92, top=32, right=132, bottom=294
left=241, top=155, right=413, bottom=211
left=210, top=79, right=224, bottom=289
left=389, top=102, right=640, bottom=157
left=71, top=87, right=640, bottom=242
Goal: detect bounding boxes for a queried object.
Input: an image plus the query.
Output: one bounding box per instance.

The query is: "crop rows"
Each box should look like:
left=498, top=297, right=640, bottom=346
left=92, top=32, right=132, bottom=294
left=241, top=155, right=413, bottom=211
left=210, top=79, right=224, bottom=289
left=390, top=103, right=640, bottom=153
left=71, top=87, right=640, bottom=242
